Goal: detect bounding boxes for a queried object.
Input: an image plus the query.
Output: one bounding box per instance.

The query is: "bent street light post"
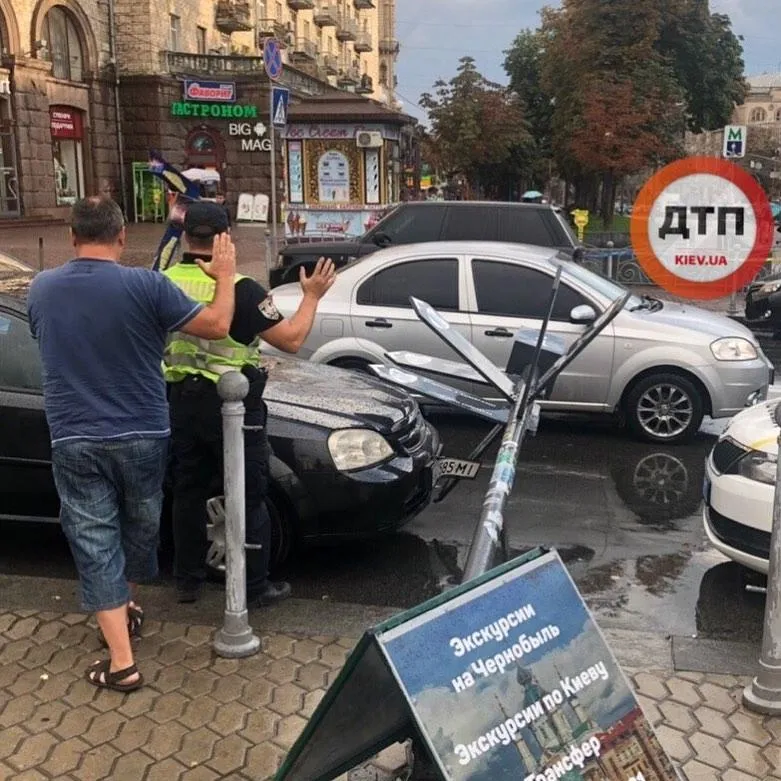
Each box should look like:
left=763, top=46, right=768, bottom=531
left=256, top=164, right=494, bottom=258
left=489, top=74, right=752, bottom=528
left=213, top=371, right=261, bottom=659
left=744, top=402, right=781, bottom=714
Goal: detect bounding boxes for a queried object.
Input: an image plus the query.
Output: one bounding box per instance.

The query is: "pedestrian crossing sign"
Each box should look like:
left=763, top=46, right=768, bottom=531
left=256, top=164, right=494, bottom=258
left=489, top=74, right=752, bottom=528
left=272, top=87, right=289, bottom=129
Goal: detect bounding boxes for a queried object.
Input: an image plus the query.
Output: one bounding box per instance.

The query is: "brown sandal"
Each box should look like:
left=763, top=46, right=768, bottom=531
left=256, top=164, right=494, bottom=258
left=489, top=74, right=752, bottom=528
left=85, top=660, right=144, bottom=692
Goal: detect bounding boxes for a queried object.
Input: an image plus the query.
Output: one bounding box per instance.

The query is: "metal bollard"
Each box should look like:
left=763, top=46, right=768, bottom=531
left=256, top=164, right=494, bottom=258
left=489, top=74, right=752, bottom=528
left=213, top=371, right=262, bottom=659
left=38, top=237, right=44, bottom=272
left=606, top=240, right=615, bottom=281
left=743, top=402, right=781, bottom=713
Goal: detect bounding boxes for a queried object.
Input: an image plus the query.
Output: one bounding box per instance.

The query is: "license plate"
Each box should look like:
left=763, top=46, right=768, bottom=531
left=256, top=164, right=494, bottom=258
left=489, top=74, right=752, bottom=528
left=432, top=458, right=481, bottom=485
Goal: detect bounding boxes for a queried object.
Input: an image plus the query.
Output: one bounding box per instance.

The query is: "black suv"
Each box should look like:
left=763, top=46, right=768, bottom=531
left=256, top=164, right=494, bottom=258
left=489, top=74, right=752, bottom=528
left=270, top=201, right=582, bottom=287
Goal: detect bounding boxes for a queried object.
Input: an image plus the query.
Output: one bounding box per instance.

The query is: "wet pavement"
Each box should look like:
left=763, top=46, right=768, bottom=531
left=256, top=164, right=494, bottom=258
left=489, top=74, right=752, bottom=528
left=0, top=409, right=770, bottom=647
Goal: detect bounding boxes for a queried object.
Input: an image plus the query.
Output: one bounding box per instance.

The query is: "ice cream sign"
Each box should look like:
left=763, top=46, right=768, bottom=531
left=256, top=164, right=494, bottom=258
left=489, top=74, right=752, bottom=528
left=183, top=80, right=236, bottom=103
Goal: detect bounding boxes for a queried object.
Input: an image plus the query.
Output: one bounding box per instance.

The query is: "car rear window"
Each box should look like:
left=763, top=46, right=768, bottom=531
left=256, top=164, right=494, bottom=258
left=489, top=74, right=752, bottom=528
left=500, top=209, right=563, bottom=246
left=442, top=206, right=500, bottom=241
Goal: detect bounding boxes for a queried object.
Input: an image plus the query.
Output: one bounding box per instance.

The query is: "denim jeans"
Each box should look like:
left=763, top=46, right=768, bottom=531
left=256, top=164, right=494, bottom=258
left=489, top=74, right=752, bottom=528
left=51, top=437, right=168, bottom=612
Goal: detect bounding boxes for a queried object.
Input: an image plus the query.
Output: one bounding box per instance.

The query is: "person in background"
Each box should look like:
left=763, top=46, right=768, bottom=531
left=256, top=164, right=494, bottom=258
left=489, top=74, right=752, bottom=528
left=215, top=193, right=232, bottom=228
left=163, top=202, right=336, bottom=606
left=27, top=196, right=237, bottom=692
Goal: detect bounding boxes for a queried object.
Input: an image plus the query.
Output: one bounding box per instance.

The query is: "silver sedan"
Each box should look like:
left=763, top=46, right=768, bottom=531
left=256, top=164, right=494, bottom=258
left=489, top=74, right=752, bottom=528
left=267, top=241, right=774, bottom=444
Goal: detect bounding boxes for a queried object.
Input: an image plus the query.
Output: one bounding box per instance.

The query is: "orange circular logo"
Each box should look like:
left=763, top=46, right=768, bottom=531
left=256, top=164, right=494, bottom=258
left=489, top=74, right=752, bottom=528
left=630, top=157, right=774, bottom=299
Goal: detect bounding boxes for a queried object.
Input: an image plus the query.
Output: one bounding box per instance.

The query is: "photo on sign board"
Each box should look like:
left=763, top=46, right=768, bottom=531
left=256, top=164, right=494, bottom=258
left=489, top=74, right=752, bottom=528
left=381, top=554, right=676, bottom=781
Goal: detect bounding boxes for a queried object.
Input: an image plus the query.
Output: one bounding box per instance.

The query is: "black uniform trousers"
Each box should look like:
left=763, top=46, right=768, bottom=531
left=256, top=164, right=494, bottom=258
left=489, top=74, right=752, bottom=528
left=169, top=371, right=271, bottom=598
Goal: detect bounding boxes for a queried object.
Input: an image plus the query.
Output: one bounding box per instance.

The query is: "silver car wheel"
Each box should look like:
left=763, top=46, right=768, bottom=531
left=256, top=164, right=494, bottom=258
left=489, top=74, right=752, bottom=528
left=632, top=453, right=688, bottom=506
left=636, top=384, right=694, bottom=439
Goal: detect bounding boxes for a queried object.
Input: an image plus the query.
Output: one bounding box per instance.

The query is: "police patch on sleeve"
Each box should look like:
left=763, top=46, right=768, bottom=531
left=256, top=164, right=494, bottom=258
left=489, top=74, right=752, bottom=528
left=258, top=296, right=283, bottom=322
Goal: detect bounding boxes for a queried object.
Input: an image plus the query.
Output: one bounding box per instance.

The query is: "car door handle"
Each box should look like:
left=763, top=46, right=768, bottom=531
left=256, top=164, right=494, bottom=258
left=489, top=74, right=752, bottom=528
left=365, top=319, right=393, bottom=329
left=484, top=328, right=514, bottom=338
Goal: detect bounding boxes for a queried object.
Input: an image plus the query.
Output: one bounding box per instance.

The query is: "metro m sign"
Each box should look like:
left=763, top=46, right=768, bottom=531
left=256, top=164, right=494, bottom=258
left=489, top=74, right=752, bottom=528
left=183, top=80, right=236, bottom=103
left=631, top=157, right=775, bottom=299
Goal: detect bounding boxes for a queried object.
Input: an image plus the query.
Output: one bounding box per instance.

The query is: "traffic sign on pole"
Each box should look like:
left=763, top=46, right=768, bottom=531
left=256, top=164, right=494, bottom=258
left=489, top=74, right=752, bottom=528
left=630, top=157, right=775, bottom=299
left=263, top=38, right=283, bottom=81
left=272, top=86, right=289, bottom=129
left=723, top=125, right=747, bottom=159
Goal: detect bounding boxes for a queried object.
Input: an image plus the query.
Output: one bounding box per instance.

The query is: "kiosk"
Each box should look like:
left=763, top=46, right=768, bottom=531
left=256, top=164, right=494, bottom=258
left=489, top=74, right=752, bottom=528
left=281, top=94, right=415, bottom=240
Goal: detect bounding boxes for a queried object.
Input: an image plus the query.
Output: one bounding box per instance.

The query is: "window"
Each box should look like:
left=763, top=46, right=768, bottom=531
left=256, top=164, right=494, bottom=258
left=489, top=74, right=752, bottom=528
left=51, top=107, right=85, bottom=206
left=0, top=313, right=42, bottom=391
left=357, top=259, right=459, bottom=310
left=501, top=209, right=562, bottom=246
left=196, top=26, right=207, bottom=54
left=169, top=14, right=181, bottom=51
left=471, top=260, right=587, bottom=320
left=304, top=20, right=311, bottom=41
left=776, top=109, right=781, bottom=122
left=443, top=206, right=499, bottom=241
left=41, top=7, right=84, bottom=81
left=367, top=205, right=446, bottom=244
left=750, top=107, right=767, bottom=123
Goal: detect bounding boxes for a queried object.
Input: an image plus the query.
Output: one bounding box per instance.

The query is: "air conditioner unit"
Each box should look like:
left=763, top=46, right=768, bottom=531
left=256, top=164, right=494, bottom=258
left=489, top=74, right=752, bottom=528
left=356, top=131, right=382, bottom=148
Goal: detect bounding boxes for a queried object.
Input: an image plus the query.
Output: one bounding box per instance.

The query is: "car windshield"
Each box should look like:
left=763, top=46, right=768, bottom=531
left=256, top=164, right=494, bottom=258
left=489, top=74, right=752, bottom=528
left=553, top=258, right=643, bottom=309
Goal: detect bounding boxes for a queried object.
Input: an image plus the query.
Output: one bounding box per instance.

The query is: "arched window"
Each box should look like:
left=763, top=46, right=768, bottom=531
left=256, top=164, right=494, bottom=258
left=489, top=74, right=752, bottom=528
left=379, top=62, right=388, bottom=87
left=41, top=6, right=84, bottom=81
left=750, top=107, right=767, bottom=123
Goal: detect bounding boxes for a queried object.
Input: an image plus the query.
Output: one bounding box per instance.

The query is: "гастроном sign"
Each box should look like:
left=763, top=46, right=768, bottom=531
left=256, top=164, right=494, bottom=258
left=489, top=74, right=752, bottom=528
left=630, top=157, right=774, bottom=300
left=183, top=80, right=236, bottom=103
left=170, top=102, right=258, bottom=119
left=274, top=549, right=679, bottom=781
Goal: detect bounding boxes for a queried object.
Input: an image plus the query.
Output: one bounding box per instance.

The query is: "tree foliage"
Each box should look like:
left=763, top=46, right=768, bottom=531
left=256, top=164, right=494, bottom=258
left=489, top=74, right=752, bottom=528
left=419, top=57, right=531, bottom=195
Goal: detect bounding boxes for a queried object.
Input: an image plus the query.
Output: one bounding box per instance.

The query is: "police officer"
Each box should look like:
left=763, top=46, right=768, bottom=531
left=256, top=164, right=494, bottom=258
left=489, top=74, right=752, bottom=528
left=164, top=201, right=336, bottom=605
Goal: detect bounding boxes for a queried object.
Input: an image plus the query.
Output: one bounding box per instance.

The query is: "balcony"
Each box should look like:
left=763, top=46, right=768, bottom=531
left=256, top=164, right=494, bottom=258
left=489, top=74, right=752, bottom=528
left=322, top=52, right=338, bottom=74
left=355, top=73, right=373, bottom=94
left=164, top=51, right=265, bottom=75
left=287, top=0, right=314, bottom=9
left=257, top=18, right=288, bottom=44
left=336, top=17, right=358, bottom=41
left=354, top=30, right=372, bottom=52
left=354, top=0, right=375, bottom=7
left=290, top=38, right=318, bottom=62
left=379, top=37, right=400, bottom=54
left=337, top=64, right=360, bottom=86
left=215, top=0, right=253, bottom=34
left=314, top=4, right=338, bottom=26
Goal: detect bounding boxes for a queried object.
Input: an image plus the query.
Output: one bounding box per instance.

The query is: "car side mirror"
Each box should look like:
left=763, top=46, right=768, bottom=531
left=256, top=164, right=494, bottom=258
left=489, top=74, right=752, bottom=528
left=372, top=231, right=391, bottom=248
left=570, top=305, right=597, bottom=324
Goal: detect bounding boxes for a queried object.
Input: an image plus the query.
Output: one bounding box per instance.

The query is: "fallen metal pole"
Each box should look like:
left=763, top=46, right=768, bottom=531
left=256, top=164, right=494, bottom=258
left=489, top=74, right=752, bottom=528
left=743, top=402, right=781, bottom=713
left=213, top=372, right=261, bottom=659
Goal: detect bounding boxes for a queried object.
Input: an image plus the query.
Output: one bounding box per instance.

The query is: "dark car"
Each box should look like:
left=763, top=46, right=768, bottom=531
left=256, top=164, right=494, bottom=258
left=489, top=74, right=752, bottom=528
left=270, top=201, right=582, bottom=288
left=0, top=256, right=440, bottom=570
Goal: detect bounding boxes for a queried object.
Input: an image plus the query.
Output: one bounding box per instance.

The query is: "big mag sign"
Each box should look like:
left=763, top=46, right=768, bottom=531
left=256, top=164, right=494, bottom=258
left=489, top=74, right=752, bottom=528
left=630, top=157, right=775, bottom=299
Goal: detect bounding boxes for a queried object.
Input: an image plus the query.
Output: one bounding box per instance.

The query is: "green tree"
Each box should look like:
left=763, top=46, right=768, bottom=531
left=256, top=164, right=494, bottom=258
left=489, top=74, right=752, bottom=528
left=420, top=57, right=531, bottom=196
left=503, top=29, right=554, bottom=188
left=657, top=1, right=747, bottom=132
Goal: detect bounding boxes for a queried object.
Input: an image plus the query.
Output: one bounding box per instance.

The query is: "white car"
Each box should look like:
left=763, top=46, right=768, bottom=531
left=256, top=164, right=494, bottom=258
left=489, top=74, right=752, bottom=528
left=704, top=400, right=780, bottom=574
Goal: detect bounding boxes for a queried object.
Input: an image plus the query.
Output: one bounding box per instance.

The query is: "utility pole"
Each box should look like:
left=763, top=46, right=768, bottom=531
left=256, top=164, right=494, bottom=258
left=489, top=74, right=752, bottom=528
left=107, top=0, right=129, bottom=217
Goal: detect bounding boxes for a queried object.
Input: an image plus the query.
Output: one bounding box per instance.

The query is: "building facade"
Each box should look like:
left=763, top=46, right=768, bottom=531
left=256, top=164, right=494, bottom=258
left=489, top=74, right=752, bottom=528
left=733, top=73, right=781, bottom=126
left=0, top=0, right=401, bottom=222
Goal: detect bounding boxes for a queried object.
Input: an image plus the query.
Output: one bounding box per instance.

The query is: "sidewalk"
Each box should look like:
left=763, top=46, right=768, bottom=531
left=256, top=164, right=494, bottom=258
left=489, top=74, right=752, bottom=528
left=2, top=583, right=781, bottom=780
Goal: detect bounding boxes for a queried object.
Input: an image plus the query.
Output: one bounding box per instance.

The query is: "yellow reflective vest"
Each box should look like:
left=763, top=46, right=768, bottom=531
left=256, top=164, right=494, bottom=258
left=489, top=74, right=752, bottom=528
left=163, top=263, right=261, bottom=384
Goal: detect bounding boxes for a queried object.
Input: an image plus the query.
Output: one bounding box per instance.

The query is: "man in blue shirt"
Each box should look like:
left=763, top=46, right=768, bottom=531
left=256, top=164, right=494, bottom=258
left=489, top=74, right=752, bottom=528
left=27, top=196, right=237, bottom=693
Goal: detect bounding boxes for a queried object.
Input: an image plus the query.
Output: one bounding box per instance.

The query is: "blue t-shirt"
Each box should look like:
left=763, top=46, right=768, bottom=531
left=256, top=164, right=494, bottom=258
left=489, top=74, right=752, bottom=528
left=27, top=259, right=203, bottom=445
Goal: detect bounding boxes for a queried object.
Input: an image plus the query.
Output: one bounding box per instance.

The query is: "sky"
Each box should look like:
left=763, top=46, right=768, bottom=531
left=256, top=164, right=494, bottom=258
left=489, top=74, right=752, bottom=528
left=394, top=0, right=780, bottom=123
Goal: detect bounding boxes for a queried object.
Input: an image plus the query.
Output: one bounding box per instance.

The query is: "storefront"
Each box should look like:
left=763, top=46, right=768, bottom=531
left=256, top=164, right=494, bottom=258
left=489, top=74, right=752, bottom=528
left=282, top=94, right=415, bottom=239
left=50, top=106, right=86, bottom=206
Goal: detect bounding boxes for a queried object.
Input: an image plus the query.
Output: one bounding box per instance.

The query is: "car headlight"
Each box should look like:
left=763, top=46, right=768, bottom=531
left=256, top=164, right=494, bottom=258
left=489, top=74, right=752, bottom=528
left=710, top=337, right=758, bottom=361
left=760, top=281, right=781, bottom=295
left=328, top=428, right=394, bottom=471
left=736, top=451, right=777, bottom=485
